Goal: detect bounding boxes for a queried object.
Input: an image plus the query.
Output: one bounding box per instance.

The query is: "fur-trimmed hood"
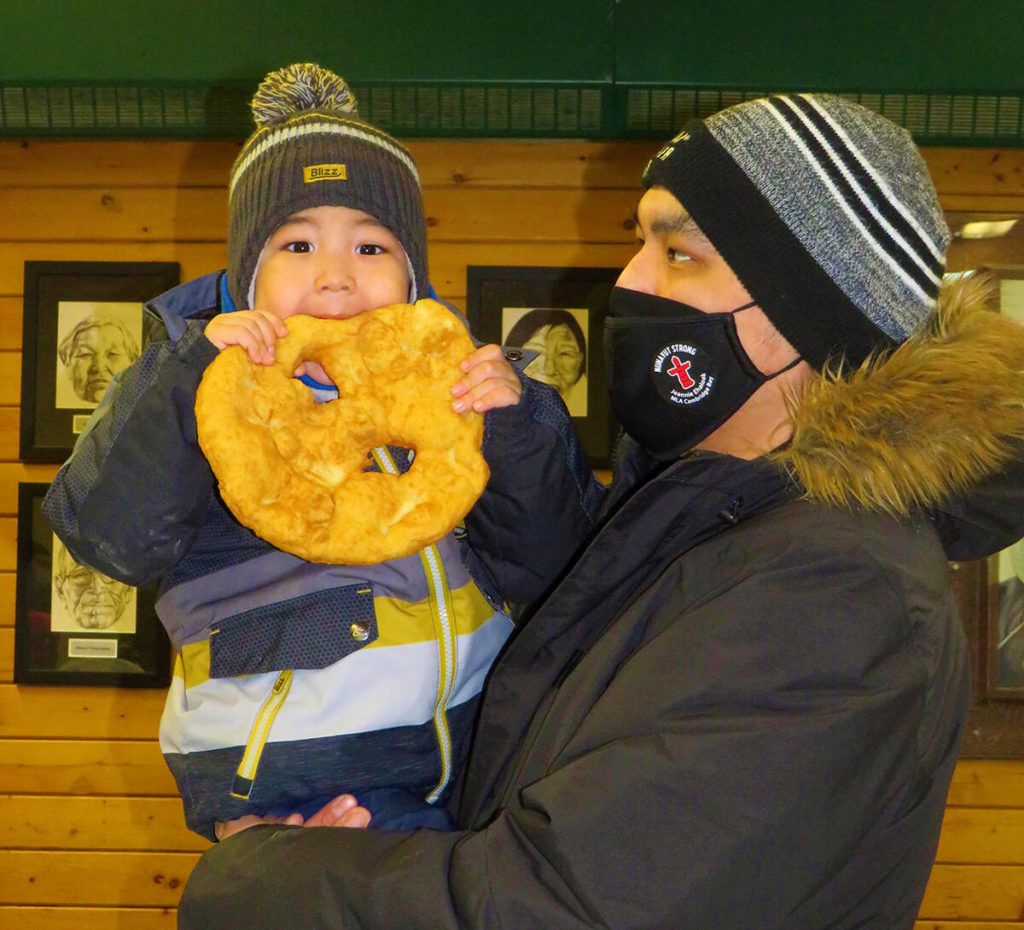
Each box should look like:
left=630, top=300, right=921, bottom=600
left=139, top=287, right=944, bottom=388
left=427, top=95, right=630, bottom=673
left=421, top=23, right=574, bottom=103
left=776, top=272, right=1024, bottom=517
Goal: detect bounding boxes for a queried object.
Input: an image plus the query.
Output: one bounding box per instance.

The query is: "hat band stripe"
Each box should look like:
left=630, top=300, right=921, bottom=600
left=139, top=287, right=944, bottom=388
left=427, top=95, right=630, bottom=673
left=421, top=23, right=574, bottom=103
left=230, top=117, right=420, bottom=198
left=759, top=100, right=938, bottom=304
left=643, top=123, right=895, bottom=369
left=781, top=95, right=945, bottom=274
left=797, top=95, right=946, bottom=264
left=767, top=97, right=941, bottom=295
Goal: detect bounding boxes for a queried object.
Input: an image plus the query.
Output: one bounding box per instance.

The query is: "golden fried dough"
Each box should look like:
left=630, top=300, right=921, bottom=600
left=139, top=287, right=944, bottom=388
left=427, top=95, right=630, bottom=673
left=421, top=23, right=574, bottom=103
left=195, top=299, right=489, bottom=564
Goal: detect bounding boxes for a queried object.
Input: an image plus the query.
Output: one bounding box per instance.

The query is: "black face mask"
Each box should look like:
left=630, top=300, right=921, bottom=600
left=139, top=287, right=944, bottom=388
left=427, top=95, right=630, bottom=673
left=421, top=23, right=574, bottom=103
left=605, top=286, right=800, bottom=460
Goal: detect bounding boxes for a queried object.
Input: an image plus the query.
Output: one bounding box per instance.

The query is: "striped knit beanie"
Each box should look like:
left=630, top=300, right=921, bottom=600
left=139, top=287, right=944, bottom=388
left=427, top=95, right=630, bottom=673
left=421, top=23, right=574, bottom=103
left=228, top=62, right=428, bottom=309
left=642, top=94, right=950, bottom=370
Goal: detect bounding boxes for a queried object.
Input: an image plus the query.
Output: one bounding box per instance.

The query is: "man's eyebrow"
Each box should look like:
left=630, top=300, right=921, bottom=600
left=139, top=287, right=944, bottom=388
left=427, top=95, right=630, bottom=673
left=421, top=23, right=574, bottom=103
left=652, top=211, right=706, bottom=238
left=631, top=204, right=708, bottom=241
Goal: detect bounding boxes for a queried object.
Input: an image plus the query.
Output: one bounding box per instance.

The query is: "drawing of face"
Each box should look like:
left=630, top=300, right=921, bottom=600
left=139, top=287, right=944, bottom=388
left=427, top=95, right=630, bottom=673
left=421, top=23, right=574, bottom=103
left=58, top=318, right=140, bottom=403
left=53, top=546, right=132, bottom=630
left=522, top=323, right=586, bottom=397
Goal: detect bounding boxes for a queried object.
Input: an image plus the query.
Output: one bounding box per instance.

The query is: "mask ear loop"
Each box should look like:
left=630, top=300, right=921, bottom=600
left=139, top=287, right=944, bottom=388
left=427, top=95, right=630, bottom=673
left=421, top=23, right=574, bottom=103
left=729, top=302, right=802, bottom=380
left=765, top=354, right=803, bottom=380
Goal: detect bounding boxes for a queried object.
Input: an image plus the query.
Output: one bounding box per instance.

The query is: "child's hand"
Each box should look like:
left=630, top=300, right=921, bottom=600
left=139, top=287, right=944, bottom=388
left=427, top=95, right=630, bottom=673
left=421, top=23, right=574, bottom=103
left=301, top=794, right=372, bottom=829
left=213, top=810, right=304, bottom=841
left=212, top=794, right=370, bottom=842
left=451, top=344, right=522, bottom=413
left=204, top=311, right=288, bottom=366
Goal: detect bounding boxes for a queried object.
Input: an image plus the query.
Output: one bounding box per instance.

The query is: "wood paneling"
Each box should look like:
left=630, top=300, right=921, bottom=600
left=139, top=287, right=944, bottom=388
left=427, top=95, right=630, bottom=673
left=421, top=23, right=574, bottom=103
left=0, top=242, right=226, bottom=297
left=1, top=137, right=1022, bottom=928
left=0, top=685, right=165, bottom=739
left=0, top=464, right=61, bottom=513
left=0, top=186, right=638, bottom=245
left=0, top=850, right=199, bottom=906
left=0, top=908, right=176, bottom=930
left=946, top=759, right=1024, bottom=807
left=0, top=740, right=176, bottom=795
left=0, top=796, right=209, bottom=850
left=919, top=865, right=1024, bottom=920
left=0, top=139, right=653, bottom=191
left=0, top=410, right=23, bottom=465
left=0, top=573, right=17, bottom=626
left=935, top=808, right=1024, bottom=863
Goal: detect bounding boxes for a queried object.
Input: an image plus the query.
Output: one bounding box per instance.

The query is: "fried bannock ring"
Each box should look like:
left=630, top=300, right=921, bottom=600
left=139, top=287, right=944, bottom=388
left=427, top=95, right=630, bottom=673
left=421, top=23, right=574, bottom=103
left=195, top=299, right=489, bottom=564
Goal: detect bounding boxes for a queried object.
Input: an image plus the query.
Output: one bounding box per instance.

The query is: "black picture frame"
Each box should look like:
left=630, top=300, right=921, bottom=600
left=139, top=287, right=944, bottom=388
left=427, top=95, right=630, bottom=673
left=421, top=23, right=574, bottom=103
left=984, top=552, right=1024, bottom=700
left=13, top=483, right=171, bottom=688
left=951, top=557, right=1024, bottom=758
left=940, top=217, right=1024, bottom=756
left=466, top=265, right=620, bottom=468
left=20, top=260, right=180, bottom=462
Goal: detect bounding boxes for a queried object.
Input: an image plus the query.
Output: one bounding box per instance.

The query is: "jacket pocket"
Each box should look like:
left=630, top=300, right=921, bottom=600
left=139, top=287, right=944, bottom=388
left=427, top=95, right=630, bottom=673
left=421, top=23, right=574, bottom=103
left=209, top=583, right=377, bottom=678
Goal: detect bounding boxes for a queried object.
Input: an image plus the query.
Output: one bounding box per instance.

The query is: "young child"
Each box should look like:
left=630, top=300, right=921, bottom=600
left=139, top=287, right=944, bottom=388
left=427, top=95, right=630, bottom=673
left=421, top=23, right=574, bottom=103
left=43, top=63, right=603, bottom=841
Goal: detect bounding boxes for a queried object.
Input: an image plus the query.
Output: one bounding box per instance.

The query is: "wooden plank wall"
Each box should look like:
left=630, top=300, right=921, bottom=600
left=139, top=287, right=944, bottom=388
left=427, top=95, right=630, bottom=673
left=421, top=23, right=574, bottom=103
left=0, top=138, right=1023, bottom=927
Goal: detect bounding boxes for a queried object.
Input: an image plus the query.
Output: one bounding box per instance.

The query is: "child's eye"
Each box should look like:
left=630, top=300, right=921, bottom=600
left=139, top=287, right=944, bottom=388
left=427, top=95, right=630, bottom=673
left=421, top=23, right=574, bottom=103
left=667, top=248, right=693, bottom=265
left=284, top=241, right=313, bottom=253
left=357, top=243, right=386, bottom=256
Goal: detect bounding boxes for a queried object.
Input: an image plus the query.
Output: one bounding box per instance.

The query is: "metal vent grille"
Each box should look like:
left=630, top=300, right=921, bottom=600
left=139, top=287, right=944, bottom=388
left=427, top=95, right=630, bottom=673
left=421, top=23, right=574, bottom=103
left=621, top=88, right=1024, bottom=145
left=351, top=84, right=605, bottom=135
left=0, top=83, right=247, bottom=136
left=1, top=81, right=1023, bottom=145
left=0, top=81, right=609, bottom=139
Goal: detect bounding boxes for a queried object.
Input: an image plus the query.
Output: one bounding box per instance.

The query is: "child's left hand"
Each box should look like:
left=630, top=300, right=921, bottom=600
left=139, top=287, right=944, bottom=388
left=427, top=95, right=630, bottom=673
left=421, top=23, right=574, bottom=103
left=451, top=344, right=522, bottom=413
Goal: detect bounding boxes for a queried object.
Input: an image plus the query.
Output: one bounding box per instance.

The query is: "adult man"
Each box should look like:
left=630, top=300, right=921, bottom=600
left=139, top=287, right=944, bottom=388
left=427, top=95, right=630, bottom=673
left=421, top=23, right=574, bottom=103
left=57, top=314, right=140, bottom=405
left=179, top=95, right=1024, bottom=928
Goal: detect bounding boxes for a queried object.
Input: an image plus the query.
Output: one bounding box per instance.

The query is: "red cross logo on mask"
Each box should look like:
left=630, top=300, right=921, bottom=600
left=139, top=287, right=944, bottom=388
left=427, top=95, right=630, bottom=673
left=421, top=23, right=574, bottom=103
left=666, top=355, right=695, bottom=389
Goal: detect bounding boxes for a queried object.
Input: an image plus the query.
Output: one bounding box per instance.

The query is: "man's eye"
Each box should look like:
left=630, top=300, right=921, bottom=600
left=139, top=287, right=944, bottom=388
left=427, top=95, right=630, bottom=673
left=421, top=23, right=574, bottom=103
left=667, top=248, right=693, bottom=264
left=357, top=243, right=386, bottom=256
left=284, top=241, right=313, bottom=253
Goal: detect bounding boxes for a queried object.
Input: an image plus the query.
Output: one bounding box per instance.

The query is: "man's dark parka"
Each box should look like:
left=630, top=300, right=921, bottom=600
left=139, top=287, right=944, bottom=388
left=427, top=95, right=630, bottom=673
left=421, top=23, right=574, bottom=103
left=178, top=277, right=1024, bottom=928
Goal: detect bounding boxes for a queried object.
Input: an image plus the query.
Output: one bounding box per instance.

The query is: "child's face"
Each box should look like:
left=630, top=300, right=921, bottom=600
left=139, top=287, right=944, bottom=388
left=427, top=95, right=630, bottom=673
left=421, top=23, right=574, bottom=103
left=253, top=205, right=411, bottom=321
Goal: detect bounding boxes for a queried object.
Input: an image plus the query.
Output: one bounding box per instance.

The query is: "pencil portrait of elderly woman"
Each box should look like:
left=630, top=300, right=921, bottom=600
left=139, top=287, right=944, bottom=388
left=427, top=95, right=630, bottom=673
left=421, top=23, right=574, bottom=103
left=50, top=536, right=136, bottom=633
left=55, top=302, right=142, bottom=409
left=504, top=307, right=589, bottom=417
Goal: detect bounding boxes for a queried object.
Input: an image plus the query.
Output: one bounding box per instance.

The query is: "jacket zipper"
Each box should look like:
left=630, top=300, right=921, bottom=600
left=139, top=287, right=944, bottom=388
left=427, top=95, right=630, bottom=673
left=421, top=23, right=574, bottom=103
left=228, top=445, right=458, bottom=805
left=231, top=669, right=294, bottom=800
left=373, top=447, right=457, bottom=802
left=419, top=542, right=457, bottom=801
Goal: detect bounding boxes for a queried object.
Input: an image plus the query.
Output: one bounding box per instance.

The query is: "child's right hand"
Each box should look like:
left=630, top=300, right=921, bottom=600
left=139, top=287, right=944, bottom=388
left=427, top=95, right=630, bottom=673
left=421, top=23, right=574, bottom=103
left=204, top=310, right=288, bottom=366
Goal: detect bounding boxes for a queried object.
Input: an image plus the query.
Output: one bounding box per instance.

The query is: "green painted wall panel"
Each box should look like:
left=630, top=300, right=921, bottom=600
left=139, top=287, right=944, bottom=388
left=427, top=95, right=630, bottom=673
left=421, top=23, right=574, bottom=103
left=0, top=0, right=613, bottom=83
left=2, top=0, right=1022, bottom=141
left=614, top=0, right=1024, bottom=92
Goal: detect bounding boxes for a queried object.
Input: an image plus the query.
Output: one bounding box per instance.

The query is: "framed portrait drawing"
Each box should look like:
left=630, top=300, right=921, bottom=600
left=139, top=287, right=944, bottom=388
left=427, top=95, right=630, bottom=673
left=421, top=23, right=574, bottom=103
left=14, top=483, right=171, bottom=687
left=467, top=265, right=620, bottom=468
left=20, top=260, right=180, bottom=462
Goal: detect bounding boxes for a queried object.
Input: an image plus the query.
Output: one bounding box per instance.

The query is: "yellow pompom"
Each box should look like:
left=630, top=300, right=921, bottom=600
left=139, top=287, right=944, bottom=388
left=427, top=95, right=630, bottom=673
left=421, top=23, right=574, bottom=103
left=250, top=62, right=358, bottom=128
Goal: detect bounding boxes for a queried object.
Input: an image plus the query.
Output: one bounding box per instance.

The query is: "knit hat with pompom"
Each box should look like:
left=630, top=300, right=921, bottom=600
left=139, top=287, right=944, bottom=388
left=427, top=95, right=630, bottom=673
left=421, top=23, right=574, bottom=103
left=227, top=62, right=427, bottom=308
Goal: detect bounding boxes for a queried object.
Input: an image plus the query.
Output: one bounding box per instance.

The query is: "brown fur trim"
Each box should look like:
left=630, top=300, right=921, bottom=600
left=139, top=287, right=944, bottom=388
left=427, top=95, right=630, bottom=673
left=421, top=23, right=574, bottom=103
left=773, top=272, right=1024, bottom=515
